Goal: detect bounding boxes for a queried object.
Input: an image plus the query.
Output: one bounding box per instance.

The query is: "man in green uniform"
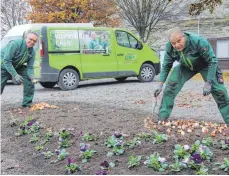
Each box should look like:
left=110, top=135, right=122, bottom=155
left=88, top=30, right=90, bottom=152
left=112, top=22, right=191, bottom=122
left=1, top=32, right=39, bottom=108
left=154, top=27, right=229, bottom=125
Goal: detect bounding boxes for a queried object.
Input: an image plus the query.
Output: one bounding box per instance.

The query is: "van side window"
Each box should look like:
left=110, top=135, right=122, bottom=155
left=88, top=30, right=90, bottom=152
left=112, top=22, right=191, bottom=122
left=115, top=31, right=142, bottom=50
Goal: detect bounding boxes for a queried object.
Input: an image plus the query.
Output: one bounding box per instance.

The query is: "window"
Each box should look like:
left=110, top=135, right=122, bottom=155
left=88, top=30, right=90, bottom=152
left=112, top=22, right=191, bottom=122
left=115, top=31, right=142, bottom=50
left=217, top=41, right=229, bottom=58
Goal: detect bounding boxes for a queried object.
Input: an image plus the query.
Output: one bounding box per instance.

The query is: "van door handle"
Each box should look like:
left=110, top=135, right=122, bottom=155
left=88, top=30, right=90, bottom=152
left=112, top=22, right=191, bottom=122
left=103, top=54, right=110, bottom=56
left=117, top=53, right=124, bottom=56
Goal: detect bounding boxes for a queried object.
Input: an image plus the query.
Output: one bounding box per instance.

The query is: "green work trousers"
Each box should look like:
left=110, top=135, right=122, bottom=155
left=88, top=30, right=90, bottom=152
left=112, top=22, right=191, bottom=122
left=159, top=64, right=229, bottom=125
left=1, top=65, right=35, bottom=107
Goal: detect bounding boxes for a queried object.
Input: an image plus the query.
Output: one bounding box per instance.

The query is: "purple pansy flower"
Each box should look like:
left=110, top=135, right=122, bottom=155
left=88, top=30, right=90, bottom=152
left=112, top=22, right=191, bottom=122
left=55, top=149, right=60, bottom=155
left=158, top=157, right=166, bottom=163
left=96, top=170, right=107, bottom=175
left=67, top=158, right=75, bottom=165
left=183, top=145, right=190, bottom=151
left=191, top=153, right=203, bottom=164
left=80, top=144, right=88, bottom=152
left=114, top=131, right=122, bottom=138
left=27, top=119, right=36, bottom=126
left=20, top=126, right=26, bottom=130
left=100, top=161, right=109, bottom=168
left=225, top=139, right=229, bottom=144
left=114, top=140, right=122, bottom=146
left=80, top=131, right=83, bottom=136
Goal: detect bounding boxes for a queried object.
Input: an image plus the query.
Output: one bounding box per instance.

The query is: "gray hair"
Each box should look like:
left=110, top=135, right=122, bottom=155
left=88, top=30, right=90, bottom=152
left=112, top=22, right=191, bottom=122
left=23, top=30, right=39, bottom=38
left=167, top=27, right=184, bottom=40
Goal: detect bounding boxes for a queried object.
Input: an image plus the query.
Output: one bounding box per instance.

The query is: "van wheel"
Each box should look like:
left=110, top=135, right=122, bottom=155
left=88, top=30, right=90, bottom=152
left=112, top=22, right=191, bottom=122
left=138, top=64, right=155, bottom=82
left=115, top=77, right=127, bottom=82
left=40, top=82, right=56, bottom=88
left=58, top=69, right=79, bottom=91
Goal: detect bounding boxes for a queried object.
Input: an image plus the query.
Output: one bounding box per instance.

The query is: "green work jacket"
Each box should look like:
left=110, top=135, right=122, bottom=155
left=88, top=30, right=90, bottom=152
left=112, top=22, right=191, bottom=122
left=1, top=39, right=35, bottom=77
left=160, top=32, right=218, bottom=82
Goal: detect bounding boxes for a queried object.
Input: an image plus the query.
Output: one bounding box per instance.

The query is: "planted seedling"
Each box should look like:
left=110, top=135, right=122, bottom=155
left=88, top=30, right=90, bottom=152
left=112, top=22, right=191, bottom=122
left=144, top=152, right=168, bottom=172
left=169, top=156, right=185, bottom=172
left=215, top=158, right=229, bottom=172
left=124, top=137, right=141, bottom=149
left=127, top=155, right=142, bottom=168
left=30, top=133, right=40, bottom=143
left=195, top=164, right=208, bottom=175
left=152, top=131, right=168, bottom=144
left=136, top=132, right=152, bottom=141
left=219, top=137, right=229, bottom=150
left=80, top=149, right=97, bottom=163
left=51, top=149, right=69, bottom=163
left=173, top=144, right=190, bottom=159
left=42, top=151, right=54, bottom=159
left=65, top=158, right=81, bottom=174
left=81, top=132, right=97, bottom=141
left=35, top=145, right=44, bottom=151
left=201, top=137, right=214, bottom=147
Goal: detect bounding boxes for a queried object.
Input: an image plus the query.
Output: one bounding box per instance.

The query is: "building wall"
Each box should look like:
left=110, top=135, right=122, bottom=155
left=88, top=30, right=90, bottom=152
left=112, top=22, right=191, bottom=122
left=208, top=37, right=229, bottom=69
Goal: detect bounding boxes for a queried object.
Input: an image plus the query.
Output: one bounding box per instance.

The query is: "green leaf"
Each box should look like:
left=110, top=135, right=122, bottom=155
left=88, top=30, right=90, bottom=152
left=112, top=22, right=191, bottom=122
left=107, top=152, right=113, bottom=157
left=82, top=159, right=87, bottom=163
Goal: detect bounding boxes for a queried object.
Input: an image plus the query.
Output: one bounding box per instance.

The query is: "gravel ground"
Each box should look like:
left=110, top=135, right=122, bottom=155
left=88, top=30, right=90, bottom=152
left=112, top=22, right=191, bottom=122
left=1, top=75, right=229, bottom=123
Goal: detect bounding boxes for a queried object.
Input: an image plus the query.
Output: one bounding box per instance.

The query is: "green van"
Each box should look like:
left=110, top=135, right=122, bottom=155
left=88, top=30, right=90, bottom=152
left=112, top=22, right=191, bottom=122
left=2, top=23, right=160, bottom=90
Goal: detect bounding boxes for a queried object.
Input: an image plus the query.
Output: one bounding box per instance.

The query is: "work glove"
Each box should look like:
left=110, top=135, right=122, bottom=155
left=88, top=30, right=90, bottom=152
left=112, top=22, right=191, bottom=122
left=29, top=75, right=37, bottom=84
left=14, top=74, right=24, bottom=84
left=154, top=82, right=163, bottom=97
left=203, top=81, right=212, bottom=96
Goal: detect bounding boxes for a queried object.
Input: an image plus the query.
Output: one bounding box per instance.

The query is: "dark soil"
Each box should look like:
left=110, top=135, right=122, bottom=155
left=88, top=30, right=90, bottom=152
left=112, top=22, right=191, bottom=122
left=1, top=101, right=229, bottom=175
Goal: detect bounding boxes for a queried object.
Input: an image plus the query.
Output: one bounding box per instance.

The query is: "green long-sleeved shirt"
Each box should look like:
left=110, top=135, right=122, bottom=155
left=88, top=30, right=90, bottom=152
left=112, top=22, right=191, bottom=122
left=160, top=32, right=218, bottom=82
left=1, top=39, right=35, bottom=77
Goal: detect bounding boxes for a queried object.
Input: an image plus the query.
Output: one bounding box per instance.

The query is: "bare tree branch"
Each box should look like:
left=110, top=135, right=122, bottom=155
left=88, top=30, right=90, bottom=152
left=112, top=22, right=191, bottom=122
left=112, top=0, right=182, bottom=42
left=1, top=0, right=30, bottom=39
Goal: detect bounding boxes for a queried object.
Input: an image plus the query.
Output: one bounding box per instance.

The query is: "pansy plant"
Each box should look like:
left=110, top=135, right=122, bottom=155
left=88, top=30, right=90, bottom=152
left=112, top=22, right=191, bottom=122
left=152, top=131, right=168, bottom=144
left=51, top=149, right=69, bottom=163
left=127, top=155, right=142, bottom=168
left=169, top=156, right=186, bottom=172
left=107, top=140, right=125, bottom=157
left=59, top=128, right=70, bottom=140
left=136, top=132, right=152, bottom=141
left=215, top=158, right=229, bottom=172
left=124, top=137, right=141, bottom=149
left=201, top=137, right=214, bottom=147
left=195, top=164, right=208, bottom=175
left=81, top=132, right=98, bottom=141
left=59, top=139, right=72, bottom=148
left=173, top=144, right=190, bottom=159
left=219, top=137, right=229, bottom=150
left=198, top=145, right=213, bottom=161
left=42, top=151, right=54, bottom=159
left=144, top=152, right=168, bottom=171
left=80, top=143, right=96, bottom=163
left=30, top=133, right=40, bottom=143
left=65, top=158, right=81, bottom=174
left=190, top=140, right=201, bottom=153
left=100, top=160, right=115, bottom=170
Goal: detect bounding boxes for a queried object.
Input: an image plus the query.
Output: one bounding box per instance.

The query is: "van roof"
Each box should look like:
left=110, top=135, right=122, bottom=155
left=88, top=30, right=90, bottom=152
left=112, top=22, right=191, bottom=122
left=4, top=23, right=94, bottom=37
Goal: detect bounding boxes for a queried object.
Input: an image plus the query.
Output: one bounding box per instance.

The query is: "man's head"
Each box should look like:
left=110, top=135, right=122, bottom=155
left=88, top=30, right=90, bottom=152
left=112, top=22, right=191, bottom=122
left=167, top=27, right=186, bottom=51
left=91, top=32, right=97, bottom=40
left=25, top=32, right=39, bottom=48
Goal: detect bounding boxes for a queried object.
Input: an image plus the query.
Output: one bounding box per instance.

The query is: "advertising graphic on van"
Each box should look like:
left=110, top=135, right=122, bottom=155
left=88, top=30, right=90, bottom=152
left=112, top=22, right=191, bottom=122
left=50, top=30, right=79, bottom=51
left=79, top=30, right=111, bottom=54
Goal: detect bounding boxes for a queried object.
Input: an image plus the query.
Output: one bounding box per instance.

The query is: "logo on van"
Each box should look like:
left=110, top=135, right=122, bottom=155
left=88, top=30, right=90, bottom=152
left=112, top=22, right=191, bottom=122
left=125, top=54, right=137, bottom=60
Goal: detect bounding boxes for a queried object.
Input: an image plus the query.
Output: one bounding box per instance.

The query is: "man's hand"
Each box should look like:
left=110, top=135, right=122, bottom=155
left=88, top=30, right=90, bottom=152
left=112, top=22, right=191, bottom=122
left=154, top=82, right=163, bottom=97
left=14, top=74, right=24, bottom=84
left=29, top=75, right=37, bottom=84
left=203, top=81, right=212, bottom=96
